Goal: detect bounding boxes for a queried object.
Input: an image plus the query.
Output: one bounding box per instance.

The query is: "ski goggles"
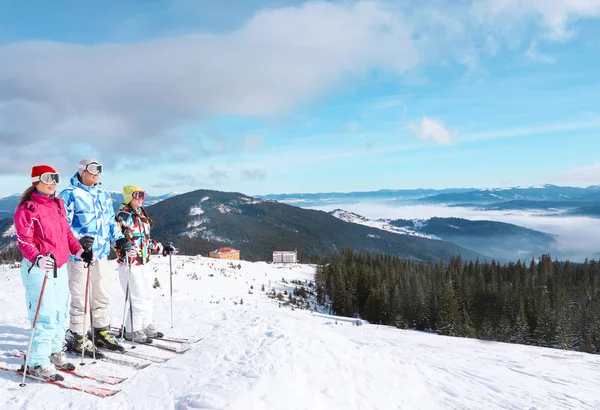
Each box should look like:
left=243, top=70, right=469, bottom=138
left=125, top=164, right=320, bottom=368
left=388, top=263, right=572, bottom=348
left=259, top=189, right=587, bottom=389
left=32, top=172, right=61, bottom=185
left=132, top=191, right=145, bottom=200
left=84, top=163, right=103, bottom=175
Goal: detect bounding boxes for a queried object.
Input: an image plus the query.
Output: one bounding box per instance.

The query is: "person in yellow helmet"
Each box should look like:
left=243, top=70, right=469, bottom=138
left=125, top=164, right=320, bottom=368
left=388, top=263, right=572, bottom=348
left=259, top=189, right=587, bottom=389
left=114, top=185, right=164, bottom=342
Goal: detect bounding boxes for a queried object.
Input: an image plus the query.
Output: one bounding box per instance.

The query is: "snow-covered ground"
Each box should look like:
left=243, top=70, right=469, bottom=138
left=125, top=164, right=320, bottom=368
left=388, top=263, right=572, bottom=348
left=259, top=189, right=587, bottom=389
left=1, top=256, right=599, bottom=409
left=330, top=209, right=439, bottom=240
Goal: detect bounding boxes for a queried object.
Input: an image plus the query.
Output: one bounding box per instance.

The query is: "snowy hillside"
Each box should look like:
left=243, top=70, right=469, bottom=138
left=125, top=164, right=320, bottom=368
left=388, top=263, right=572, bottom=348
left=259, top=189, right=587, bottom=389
left=329, top=209, right=439, bottom=240
left=1, top=256, right=599, bottom=409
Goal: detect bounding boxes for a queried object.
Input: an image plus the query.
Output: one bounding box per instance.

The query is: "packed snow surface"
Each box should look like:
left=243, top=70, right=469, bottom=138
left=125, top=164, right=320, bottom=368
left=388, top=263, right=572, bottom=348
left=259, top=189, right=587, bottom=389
left=0, top=256, right=599, bottom=409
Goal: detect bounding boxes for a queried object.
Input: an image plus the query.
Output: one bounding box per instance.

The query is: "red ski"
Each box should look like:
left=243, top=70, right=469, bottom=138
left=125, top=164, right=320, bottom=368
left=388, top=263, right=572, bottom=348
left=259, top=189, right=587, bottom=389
left=0, top=365, right=120, bottom=397
left=12, top=350, right=127, bottom=385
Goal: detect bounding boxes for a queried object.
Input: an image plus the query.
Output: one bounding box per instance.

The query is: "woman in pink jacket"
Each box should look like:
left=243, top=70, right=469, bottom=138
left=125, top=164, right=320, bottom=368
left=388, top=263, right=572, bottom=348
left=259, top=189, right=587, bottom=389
left=14, top=165, right=92, bottom=381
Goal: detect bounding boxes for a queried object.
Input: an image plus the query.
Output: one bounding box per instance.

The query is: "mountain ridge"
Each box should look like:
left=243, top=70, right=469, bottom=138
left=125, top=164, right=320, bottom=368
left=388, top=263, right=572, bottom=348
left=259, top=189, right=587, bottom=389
left=145, top=189, right=487, bottom=262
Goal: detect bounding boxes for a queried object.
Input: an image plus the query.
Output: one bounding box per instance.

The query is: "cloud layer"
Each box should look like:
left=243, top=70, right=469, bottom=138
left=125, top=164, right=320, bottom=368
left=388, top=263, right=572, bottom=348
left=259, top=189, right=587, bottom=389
left=311, top=202, right=600, bottom=262
left=1, top=0, right=599, bottom=175
left=0, top=1, right=418, bottom=172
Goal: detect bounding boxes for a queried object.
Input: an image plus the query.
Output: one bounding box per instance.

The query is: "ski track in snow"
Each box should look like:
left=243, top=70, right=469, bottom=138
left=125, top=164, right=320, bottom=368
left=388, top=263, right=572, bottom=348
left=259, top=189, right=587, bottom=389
left=0, top=256, right=599, bottom=409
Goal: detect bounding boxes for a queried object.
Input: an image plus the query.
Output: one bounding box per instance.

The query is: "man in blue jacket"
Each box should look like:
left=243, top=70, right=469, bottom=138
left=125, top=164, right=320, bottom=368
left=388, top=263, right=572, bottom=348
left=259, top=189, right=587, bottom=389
left=59, top=158, right=136, bottom=356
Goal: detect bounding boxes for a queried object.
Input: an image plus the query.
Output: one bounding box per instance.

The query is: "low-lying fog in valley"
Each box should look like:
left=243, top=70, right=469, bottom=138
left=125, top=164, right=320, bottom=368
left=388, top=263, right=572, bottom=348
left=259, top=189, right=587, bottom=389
left=311, top=203, right=600, bottom=262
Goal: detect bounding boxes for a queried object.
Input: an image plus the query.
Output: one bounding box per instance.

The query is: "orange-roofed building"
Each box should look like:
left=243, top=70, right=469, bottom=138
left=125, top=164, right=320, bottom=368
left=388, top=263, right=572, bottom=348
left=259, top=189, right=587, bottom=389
left=209, top=247, right=240, bottom=260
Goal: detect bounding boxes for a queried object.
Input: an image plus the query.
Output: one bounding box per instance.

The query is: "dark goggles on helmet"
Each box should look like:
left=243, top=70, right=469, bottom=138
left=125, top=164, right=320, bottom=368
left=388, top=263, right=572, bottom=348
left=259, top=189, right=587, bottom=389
left=132, top=191, right=145, bottom=200
left=37, top=172, right=61, bottom=185
left=85, top=163, right=103, bottom=175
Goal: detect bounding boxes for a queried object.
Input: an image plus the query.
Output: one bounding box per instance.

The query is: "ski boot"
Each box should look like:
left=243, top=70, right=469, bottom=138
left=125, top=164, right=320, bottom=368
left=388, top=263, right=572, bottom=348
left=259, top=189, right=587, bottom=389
left=93, top=326, right=126, bottom=352
left=125, top=329, right=153, bottom=344
left=65, top=329, right=106, bottom=359
left=21, top=363, right=64, bottom=382
left=50, top=351, right=76, bottom=371
left=144, top=324, right=164, bottom=339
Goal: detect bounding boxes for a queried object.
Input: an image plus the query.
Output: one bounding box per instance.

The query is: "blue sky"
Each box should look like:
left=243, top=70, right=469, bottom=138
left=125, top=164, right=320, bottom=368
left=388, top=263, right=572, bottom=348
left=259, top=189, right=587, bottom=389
left=0, top=0, right=599, bottom=197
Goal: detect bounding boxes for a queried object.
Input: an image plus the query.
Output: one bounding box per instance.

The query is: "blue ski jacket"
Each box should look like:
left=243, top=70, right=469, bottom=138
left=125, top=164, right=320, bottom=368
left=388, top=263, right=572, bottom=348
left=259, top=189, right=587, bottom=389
left=59, top=172, right=124, bottom=260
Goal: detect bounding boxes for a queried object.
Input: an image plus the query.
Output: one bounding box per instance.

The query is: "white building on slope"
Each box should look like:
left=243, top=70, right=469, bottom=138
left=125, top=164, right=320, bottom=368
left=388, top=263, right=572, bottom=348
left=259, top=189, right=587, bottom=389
left=273, top=250, right=297, bottom=264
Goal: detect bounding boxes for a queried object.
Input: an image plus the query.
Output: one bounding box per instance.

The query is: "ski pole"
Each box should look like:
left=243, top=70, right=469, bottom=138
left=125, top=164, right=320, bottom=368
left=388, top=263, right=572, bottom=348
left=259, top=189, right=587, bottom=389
left=80, top=263, right=91, bottom=366
left=119, top=277, right=130, bottom=341
left=21, top=253, right=55, bottom=387
left=169, top=249, right=173, bottom=329
left=88, top=266, right=96, bottom=364
left=128, top=260, right=136, bottom=345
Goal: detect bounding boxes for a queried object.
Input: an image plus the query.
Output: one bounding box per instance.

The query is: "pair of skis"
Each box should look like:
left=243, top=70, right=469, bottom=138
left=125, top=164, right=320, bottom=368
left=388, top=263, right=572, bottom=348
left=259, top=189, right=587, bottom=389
left=2, top=348, right=162, bottom=397
left=2, top=347, right=164, bottom=396
left=2, top=332, right=202, bottom=397
left=10, top=349, right=127, bottom=384
left=107, top=327, right=200, bottom=354
left=108, top=326, right=200, bottom=344
left=0, top=364, right=121, bottom=398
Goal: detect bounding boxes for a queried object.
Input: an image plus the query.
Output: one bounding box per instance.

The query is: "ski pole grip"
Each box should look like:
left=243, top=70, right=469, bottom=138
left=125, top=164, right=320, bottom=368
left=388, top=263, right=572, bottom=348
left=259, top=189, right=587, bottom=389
left=47, top=253, right=57, bottom=278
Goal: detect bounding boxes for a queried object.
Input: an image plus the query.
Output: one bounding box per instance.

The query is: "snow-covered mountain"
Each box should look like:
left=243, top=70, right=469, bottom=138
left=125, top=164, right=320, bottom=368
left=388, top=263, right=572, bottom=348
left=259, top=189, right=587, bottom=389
left=260, top=185, right=600, bottom=204
left=260, top=185, right=600, bottom=217
left=328, top=209, right=557, bottom=261
left=147, top=189, right=485, bottom=262
left=419, top=184, right=600, bottom=205
left=329, top=209, right=440, bottom=240
left=0, top=256, right=598, bottom=409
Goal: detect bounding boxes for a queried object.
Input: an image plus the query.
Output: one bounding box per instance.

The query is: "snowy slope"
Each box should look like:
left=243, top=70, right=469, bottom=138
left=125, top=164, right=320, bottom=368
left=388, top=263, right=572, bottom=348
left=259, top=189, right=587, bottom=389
left=330, top=209, right=440, bottom=240
left=0, top=256, right=599, bottom=409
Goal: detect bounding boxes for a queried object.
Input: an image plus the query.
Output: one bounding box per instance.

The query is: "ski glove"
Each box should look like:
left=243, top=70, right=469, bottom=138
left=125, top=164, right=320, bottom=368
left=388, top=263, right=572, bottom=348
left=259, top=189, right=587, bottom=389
left=35, top=254, right=55, bottom=271
left=115, top=238, right=138, bottom=258
left=126, top=247, right=138, bottom=258
left=163, top=243, right=176, bottom=256
left=79, top=235, right=95, bottom=250
left=76, top=248, right=96, bottom=265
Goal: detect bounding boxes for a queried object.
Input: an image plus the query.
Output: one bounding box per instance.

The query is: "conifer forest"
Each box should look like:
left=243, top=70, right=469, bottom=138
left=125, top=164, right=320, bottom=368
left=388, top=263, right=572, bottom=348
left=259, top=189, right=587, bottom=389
left=315, top=249, right=600, bottom=353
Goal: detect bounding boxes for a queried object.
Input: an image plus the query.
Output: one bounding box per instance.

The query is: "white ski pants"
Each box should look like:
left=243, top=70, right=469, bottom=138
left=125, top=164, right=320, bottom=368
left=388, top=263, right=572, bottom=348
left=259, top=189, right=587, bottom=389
left=118, top=262, right=155, bottom=333
left=67, top=258, right=111, bottom=336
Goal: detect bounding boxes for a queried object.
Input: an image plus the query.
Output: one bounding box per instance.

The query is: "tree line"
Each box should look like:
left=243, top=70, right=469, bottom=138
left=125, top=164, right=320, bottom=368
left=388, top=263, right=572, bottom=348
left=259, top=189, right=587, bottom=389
left=314, top=248, right=600, bottom=354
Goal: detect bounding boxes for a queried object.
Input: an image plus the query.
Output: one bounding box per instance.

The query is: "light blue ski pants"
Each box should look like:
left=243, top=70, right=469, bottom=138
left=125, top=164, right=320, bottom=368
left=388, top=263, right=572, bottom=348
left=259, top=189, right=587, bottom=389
left=20, top=258, right=69, bottom=367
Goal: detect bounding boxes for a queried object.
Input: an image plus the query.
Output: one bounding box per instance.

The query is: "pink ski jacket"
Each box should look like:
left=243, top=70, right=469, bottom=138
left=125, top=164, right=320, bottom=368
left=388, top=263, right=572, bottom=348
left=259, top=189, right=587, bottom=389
left=14, top=191, right=82, bottom=268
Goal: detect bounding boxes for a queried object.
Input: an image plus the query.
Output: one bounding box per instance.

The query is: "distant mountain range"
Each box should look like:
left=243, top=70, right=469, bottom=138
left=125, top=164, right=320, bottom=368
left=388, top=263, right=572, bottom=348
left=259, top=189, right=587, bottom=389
left=419, top=185, right=600, bottom=204
left=257, top=188, right=474, bottom=206
left=0, top=189, right=486, bottom=263
left=260, top=185, right=600, bottom=217
left=1, top=184, right=596, bottom=263
left=144, top=189, right=486, bottom=262
left=329, top=210, right=556, bottom=262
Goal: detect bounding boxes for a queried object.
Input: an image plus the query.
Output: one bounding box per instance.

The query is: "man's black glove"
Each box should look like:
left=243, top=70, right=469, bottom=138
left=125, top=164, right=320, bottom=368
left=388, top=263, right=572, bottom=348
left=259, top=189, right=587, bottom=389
left=79, top=236, right=94, bottom=250
left=80, top=249, right=94, bottom=265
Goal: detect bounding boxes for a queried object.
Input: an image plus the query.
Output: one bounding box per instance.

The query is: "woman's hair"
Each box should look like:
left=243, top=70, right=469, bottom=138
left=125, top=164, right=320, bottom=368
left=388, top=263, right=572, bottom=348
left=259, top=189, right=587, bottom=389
left=140, top=207, right=154, bottom=228
left=125, top=202, right=154, bottom=228
left=17, top=185, right=37, bottom=208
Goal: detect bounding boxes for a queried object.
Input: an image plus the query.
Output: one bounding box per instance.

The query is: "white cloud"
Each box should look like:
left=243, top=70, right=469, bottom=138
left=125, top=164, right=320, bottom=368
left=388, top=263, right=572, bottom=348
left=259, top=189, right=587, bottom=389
left=0, top=1, right=419, bottom=173
left=408, top=117, right=454, bottom=145
left=241, top=169, right=267, bottom=181
left=470, top=0, right=600, bottom=41
left=559, top=163, right=600, bottom=182
left=244, top=135, right=265, bottom=152
left=460, top=118, right=600, bottom=143
left=1, top=0, right=599, bottom=177
left=526, top=40, right=557, bottom=63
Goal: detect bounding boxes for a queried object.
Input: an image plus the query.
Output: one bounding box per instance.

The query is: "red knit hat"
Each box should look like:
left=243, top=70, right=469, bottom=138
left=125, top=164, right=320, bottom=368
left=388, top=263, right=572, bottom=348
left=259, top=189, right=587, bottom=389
left=31, top=165, right=57, bottom=185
